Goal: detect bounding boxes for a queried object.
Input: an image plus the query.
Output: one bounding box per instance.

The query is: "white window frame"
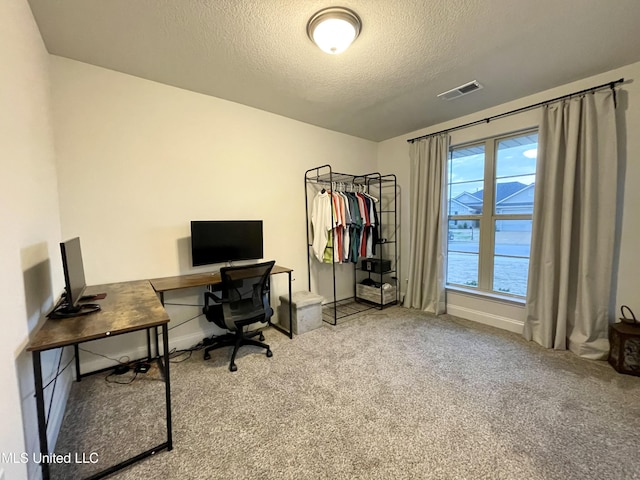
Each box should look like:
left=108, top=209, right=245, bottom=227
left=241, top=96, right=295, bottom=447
left=446, top=129, right=537, bottom=297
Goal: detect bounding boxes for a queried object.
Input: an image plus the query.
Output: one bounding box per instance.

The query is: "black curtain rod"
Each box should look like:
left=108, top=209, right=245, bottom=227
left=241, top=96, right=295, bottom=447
left=407, top=78, right=624, bottom=143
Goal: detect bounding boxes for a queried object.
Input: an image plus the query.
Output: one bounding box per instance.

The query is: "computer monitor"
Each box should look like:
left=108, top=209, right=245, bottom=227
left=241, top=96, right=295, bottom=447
left=59, top=237, right=87, bottom=313
left=191, top=220, right=264, bottom=267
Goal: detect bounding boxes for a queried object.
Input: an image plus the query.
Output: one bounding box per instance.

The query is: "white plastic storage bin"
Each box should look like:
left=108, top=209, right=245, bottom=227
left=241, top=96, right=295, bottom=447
left=278, top=291, right=324, bottom=334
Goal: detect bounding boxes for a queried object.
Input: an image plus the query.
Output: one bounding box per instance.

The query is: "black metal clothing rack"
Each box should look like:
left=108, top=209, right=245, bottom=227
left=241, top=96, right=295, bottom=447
left=304, top=165, right=399, bottom=325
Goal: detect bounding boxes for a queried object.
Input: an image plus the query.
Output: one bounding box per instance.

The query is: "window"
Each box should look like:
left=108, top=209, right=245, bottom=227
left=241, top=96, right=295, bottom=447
left=446, top=131, right=538, bottom=297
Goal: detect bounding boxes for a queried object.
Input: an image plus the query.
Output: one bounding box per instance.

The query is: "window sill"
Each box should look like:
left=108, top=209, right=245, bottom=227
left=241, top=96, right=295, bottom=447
left=446, top=285, right=526, bottom=307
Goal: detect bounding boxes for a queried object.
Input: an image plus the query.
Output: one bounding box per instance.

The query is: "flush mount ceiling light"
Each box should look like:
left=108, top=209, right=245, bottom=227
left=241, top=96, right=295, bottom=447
left=307, top=7, right=362, bottom=54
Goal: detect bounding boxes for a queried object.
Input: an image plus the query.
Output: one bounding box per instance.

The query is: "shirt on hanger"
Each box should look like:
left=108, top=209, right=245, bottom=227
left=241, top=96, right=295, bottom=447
left=311, top=191, right=332, bottom=262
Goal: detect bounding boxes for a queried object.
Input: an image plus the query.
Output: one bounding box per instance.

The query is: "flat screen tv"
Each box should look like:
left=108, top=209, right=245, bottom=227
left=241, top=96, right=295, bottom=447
left=60, top=237, right=87, bottom=313
left=191, top=220, right=263, bottom=266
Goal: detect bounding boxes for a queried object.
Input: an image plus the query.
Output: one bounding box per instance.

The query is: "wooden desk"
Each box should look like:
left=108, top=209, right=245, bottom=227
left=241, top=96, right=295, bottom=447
left=27, top=280, right=173, bottom=480
left=148, top=264, right=294, bottom=338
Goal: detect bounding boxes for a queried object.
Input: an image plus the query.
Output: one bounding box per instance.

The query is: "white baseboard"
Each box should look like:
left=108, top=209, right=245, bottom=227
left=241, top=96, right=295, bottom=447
left=447, top=304, right=524, bottom=334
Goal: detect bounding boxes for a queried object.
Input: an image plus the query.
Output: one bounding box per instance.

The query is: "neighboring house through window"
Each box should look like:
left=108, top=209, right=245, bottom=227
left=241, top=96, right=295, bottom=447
left=446, top=131, right=538, bottom=297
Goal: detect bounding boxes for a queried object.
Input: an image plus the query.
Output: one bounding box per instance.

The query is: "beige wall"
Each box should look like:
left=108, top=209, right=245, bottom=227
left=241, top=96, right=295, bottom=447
left=378, top=61, right=640, bottom=332
left=0, top=1, right=68, bottom=479
left=50, top=56, right=378, bottom=370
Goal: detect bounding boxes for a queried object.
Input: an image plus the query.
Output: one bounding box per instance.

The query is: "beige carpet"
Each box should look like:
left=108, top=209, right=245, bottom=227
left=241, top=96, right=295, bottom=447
left=51, top=307, right=640, bottom=479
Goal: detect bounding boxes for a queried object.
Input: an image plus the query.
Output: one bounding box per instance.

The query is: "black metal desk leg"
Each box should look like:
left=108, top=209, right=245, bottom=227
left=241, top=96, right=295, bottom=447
left=288, top=271, right=293, bottom=338
left=156, top=292, right=164, bottom=359
left=33, top=351, right=50, bottom=480
left=146, top=328, right=152, bottom=361
left=161, top=323, right=173, bottom=450
left=74, top=343, right=81, bottom=382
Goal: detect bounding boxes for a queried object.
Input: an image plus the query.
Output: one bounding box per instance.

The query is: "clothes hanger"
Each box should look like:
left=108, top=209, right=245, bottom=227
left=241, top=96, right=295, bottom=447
left=361, top=184, right=379, bottom=202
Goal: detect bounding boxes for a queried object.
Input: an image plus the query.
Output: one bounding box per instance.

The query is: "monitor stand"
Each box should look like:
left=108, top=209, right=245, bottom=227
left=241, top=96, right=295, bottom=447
left=80, top=293, right=107, bottom=301
left=49, top=303, right=101, bottom=319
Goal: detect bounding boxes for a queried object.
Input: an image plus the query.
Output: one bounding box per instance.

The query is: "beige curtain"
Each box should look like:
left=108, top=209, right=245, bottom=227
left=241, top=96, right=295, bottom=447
left=523, top=90, right=618, bottom=359
left=404, top=134, right=448, bottom=314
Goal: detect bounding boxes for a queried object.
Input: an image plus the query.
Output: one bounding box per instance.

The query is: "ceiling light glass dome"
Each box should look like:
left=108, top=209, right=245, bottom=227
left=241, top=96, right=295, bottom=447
left=307, top=7, right=362, bottom=55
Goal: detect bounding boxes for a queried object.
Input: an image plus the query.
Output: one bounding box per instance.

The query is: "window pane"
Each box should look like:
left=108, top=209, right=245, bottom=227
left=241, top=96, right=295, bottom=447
left=448, top=180, right=484, bottom=215
left=496, top=133, right=538, bottom=178
left=494, top=176, right=535, bottom=215
left=493, top=219, right=532, bottom=297
left=493, top=257, right=529, bottom=296
left=449, top=145, right=485, bottom=183
left=446, top=252, right=479, bottom=287
left=447, top=223, right=480, bottom=287
left=448, top=223, right=480, bottom=251
left=448, top=145, right=485, bottom=215
left=495, top=134, right=537, bottom=214
left=494, top=220, right=532, bottom=257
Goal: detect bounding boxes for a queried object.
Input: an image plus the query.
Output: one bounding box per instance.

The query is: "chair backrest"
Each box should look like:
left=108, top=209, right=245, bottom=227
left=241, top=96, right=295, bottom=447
left=218, top=260, right=275, bottom=330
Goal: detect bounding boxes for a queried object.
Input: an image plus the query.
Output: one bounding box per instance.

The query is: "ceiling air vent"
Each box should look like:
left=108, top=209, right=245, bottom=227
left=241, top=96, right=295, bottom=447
left=437, top=80, right=483, bottom=100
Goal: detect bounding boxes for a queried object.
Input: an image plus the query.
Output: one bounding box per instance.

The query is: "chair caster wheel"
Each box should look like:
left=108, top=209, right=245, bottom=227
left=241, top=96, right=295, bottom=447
left=266, top=349, right=273, bottom=358
left=230, top=364, right=237, bottom=372
left=259, top=333, right=265, bottom=341
left=203, top=353, right=210, bottom=360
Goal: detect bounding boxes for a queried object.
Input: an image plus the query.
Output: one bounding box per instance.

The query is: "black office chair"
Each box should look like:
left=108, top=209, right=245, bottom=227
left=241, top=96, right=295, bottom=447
left=202, top=260, right=275, bottom=371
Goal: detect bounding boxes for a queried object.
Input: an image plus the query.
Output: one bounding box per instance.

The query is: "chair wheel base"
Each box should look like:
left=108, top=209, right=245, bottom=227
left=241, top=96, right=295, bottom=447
left=266, top=349, right=273, bottom=358
left=203, top=353, right=210, bottom=360
left=230, top=363, right=237, bottom=372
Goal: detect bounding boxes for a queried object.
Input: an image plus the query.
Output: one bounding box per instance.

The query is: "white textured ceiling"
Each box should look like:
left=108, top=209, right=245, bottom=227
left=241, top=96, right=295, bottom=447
left=27, top=0, right=640, bottom=141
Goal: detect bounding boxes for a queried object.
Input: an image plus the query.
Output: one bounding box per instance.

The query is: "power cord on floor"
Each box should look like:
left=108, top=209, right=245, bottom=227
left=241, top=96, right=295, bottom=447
left=168, top=338, right=213, bottom=362
left=105, top=370, right=139, bottom=384
left=169, top=349, right=194, bottom=363
left=79, top=347, right=144, bottom=384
